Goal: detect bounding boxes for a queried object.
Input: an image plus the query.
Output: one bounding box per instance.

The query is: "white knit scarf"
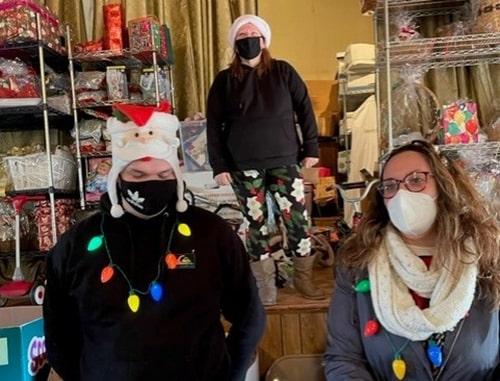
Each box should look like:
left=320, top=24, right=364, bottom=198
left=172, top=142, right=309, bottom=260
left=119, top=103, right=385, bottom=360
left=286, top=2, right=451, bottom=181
left=368, top=227, right=478, bottom=341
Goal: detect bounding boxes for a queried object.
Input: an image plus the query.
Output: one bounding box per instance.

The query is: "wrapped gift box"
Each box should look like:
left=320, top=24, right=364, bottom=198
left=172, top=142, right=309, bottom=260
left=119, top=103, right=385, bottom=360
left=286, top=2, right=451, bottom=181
left=103, top=3, right=123, bottom=51
left=0, top=0, right=65, bottom=53
left=34, top=199, right=75, bottom=251
left=128, top=16, right=161, bottom=52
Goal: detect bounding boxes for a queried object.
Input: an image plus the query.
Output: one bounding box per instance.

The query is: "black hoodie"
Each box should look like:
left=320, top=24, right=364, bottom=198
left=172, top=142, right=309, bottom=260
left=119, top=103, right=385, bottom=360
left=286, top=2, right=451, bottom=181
left=43, top=196, right=265, bottom=381
left=207, top=59, right=319, bottom=175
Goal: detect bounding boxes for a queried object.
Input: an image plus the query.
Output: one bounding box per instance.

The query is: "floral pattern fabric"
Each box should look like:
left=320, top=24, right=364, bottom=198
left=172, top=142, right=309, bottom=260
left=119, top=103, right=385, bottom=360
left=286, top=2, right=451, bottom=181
left=231, top=165, right=311, bottom=261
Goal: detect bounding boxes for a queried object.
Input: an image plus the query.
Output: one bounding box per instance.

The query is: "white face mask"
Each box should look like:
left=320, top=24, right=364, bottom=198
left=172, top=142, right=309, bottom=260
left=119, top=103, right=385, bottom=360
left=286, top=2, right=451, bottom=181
left=387, top=190, right=437, bottom=238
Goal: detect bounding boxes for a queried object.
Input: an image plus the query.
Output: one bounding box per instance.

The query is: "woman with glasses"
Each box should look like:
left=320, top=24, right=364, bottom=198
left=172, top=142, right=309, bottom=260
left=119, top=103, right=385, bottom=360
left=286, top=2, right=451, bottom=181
left=207, top=15, right=322, bottom=305
left=324, top=140, right=499, bottom=380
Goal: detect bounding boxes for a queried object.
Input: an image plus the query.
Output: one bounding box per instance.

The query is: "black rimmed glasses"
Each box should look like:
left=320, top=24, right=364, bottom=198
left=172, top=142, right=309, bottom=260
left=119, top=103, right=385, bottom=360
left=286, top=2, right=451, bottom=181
left=377, top=171, right=433, bottom=199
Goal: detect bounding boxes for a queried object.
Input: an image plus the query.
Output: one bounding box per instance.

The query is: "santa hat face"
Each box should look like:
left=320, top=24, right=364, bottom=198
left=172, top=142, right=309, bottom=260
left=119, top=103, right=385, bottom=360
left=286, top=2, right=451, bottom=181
left=106, top=102, right=188, bottom=218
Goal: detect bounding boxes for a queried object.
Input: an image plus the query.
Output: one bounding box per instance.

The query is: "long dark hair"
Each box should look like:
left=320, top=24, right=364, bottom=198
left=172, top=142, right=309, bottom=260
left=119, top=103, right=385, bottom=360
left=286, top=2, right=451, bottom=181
left=229, top=48, right=273, bottom=81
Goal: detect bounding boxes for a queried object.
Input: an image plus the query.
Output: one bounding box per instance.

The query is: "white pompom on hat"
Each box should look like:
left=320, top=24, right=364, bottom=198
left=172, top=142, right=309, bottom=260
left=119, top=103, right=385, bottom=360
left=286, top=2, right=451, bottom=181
left=228, top=14, right=271, bottom=50
left=106, top=102, right=188, bottom=218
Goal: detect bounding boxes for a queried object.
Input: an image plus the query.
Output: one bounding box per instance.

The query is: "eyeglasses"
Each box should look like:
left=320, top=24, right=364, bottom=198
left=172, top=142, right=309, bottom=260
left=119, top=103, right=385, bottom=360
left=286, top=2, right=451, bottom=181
left=377, top=171, right=433, bottom=199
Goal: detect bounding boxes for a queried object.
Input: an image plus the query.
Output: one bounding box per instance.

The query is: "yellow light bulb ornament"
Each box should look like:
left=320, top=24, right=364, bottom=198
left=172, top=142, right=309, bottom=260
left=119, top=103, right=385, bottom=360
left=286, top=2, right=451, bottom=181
left=127, top=293, right=140, bottom=313
left=178, top=223, right=191, bottom=237
left=392, top=357, right=407, bottom=380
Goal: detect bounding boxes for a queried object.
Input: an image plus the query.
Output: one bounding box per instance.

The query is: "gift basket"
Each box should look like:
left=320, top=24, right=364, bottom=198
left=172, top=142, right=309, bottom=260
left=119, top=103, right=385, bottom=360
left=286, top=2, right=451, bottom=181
left=4, top=146, right=76, bottom=191
left=0, top=0, right=65, bottom=53
left=381, top=66, right=441, bottom=148
left=0, top=198, right=34, bottom=253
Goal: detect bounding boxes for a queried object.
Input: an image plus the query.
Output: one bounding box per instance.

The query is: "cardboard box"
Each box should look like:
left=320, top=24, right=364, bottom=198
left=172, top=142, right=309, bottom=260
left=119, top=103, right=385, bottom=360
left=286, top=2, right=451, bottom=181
left=0, top=306, right=49, bottom=381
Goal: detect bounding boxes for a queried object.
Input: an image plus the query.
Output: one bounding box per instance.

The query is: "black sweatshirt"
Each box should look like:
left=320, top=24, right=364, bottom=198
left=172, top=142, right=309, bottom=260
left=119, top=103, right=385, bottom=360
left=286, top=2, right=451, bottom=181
left=43, top=196, right=265, bottom=381
left=207, top=59, right=319, bottom=175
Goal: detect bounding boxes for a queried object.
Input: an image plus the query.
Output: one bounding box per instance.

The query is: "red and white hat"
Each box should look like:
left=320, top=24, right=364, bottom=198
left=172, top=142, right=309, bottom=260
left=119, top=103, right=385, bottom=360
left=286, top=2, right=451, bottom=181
left=106, top=102, right=188, bottom=218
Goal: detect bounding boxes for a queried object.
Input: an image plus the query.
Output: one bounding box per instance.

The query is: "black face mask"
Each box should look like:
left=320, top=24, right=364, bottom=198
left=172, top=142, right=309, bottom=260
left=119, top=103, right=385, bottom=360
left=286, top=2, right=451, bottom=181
left=119, top=178, right=177, bottom=217
left=235, top=37, right=262, bottom=60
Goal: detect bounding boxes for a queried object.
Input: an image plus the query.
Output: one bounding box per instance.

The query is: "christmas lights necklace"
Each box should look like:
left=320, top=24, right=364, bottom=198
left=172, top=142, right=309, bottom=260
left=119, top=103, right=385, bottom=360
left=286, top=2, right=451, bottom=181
left=86, top=214, right=193, bottom=313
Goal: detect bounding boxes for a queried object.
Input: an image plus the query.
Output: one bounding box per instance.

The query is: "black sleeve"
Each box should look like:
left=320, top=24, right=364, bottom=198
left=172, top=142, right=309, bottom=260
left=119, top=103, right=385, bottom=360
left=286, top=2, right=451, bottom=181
left=43, top=230, right=82, bottom=381
left=218, top=221, right=266, bottom=381
left=284, top=61, right=319, bottom=158
left=207, top=71, right=231, bottom=176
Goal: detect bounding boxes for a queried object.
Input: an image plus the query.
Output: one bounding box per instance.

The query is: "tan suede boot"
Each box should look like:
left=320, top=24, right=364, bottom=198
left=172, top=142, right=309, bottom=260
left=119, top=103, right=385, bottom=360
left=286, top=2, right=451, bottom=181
left=292, top=255, right=326, bottom=300
left=250, top=257, right=277, bottom=306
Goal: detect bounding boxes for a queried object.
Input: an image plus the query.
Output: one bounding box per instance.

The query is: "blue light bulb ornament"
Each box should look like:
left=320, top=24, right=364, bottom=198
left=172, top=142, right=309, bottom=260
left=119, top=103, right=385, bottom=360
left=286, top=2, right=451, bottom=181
left=150, top=282, right=164, bottom=302
left=427, top=340, right=443, bottom=368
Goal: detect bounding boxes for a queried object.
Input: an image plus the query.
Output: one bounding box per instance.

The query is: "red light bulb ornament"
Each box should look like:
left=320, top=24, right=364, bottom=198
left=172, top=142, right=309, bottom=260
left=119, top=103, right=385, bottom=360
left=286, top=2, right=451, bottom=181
left=363, top=319, right=380, bottom=337
left=165, top=253, right=177, bottom=269
left=100, top=265, right=114, bottom=283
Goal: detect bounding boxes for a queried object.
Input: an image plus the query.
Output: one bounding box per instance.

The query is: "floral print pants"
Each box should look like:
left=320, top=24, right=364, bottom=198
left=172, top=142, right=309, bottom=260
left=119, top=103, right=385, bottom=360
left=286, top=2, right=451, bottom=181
left=231, top=165, right=311, bottom=261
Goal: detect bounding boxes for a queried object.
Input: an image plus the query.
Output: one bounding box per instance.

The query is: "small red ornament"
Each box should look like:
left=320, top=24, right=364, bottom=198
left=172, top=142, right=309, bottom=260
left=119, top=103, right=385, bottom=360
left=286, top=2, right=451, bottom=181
left=363, top=319, right=380, bottom=337
left=165, top=253, right=177, bottom=269
left=100, top=266, right=115, bottom=283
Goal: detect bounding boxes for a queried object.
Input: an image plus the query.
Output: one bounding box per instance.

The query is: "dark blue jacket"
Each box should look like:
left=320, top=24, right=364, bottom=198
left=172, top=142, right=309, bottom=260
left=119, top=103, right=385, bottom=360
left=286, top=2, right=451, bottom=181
left=325, top=267, right=499, bottom=380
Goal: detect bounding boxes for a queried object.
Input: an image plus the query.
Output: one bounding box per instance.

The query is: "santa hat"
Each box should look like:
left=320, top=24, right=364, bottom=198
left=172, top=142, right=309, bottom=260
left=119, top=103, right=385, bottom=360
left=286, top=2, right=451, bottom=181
left=228, top=14, right=271, bottom=50
left=106, top=102, right=188, bottom=218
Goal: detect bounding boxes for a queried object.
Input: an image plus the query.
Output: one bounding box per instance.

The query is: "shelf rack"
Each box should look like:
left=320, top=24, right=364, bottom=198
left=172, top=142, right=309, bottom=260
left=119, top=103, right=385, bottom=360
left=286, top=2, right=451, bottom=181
left=374, top=0, right=468, bottom=18
left=438, top=141, right=500, bottom=160
left=0, top=104, right=73, bottom=131
left=377, top=32, right=500, bottom=70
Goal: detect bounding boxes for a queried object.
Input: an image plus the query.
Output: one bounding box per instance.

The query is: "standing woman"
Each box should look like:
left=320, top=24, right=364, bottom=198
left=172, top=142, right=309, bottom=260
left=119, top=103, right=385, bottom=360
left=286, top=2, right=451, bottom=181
left=324, top=140, right=499, bottom=380
left=207, top=15, right=323, bottom=305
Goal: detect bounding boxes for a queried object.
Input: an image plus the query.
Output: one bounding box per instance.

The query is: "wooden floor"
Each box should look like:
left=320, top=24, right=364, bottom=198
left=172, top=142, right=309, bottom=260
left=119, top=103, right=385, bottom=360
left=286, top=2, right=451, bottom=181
left=258, top=266, right=335, bottom=378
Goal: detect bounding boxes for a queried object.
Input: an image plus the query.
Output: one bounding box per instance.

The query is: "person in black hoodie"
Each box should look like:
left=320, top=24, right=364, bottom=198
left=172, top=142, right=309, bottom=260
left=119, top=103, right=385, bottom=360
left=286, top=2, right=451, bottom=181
left=207, top=14, right=324, bottom=305
left=43, top=103, right=265, bottom=381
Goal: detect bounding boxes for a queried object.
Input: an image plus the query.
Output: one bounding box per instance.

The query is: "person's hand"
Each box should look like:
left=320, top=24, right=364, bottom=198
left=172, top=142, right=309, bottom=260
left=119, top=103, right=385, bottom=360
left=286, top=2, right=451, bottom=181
left=301, top=157, right=319, bottom=168
left=215, top=172, right=233, bottom=186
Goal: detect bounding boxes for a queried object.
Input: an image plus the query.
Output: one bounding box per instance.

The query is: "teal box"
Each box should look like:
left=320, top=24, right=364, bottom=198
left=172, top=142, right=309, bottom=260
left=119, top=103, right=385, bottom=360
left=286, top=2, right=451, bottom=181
left=0, top=306, right=49, bottom=381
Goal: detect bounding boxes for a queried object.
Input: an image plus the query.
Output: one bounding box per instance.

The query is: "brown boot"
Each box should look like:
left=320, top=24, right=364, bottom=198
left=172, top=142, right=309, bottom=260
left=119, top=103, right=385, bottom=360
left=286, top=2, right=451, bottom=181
left=250, top=257, right=277, bottom=306
left=292, top=255, right=325, bottom=300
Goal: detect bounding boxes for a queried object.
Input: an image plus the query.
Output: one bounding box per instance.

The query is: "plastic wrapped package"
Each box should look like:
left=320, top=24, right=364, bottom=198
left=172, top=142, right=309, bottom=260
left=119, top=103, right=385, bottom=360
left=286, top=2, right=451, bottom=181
left=179, top=120, right=211, bottom=172
left=0, top=199, right=32, bottom=253
left=140, top=67, right=171, bottom=103
left=438, top=100, right=481, bottom=144
left=435, top=21, right=471, bottom=37
left=0, top=57, right=40, bottom=98
left=394, top=12, right=422, bottom=41
left=77, top=90, right=107, bottom=105
left=103, top=3, right=123, bottom=51
left=74, top=39, right=103, bottom=53
left=455, top=149, right=500, bottom=205
left=71, top=118, right=107, bottom=153
left=483, top=114, right=500, bottom=142
left=4, top=146, right=76, bottom=191
left=106, top=65, right=128, bottom=101
left=472, top=0, right=500, bottom=33
left=75, top=71, right=106, bottom=92
left=128, top=16, right=161, bottom=52
left=381, top=67, right=440, bottom=148
left=0, top=156, right=7, bottom=197
left=0, top=0, right=65, bottom=53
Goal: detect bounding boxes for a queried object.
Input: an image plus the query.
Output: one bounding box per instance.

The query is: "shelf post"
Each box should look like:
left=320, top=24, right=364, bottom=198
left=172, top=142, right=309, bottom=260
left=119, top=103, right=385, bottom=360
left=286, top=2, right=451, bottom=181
left=36, top=12, right=58, bottom=245
left=384, top=0, right=394, bottom=151
left=66, top=25, right=86, bottom=210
